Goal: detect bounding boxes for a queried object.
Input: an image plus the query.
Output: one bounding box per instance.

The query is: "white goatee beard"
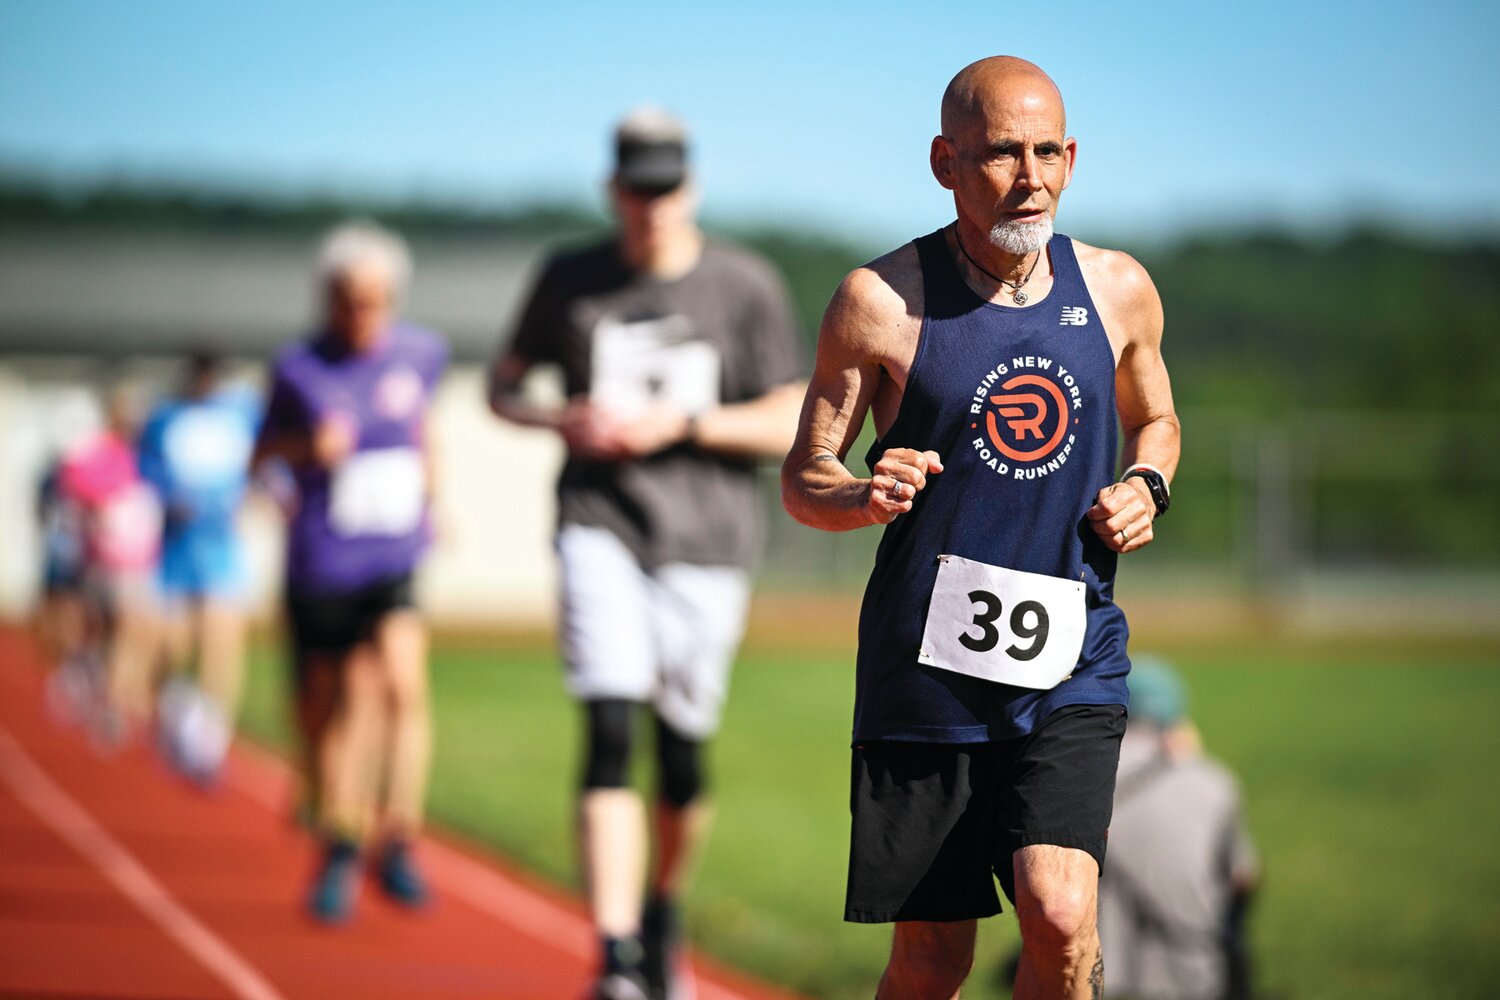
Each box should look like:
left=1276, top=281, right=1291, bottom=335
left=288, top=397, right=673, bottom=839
left=988, top=214, right=1054, bottom=256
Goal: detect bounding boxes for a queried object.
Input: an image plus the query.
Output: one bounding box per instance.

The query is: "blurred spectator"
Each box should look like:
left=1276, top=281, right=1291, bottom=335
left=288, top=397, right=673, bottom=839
left=1098, top=658, right=1261, bottom=1000
left=254, top=220, right=448, bottom=923
left=488, top=107, right=804, bottom=1000
left=55, top=384, right=163, bottom=743
left=137, top=347, right=260, bottom=785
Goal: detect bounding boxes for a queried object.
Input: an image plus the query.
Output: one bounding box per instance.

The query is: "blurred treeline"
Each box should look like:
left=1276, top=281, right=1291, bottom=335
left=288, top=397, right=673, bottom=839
left=1136, top=232, right=1500, bottom=573
left=750, top=222, right=1500, bottom=574
left=5, top=178, right=1497, bottom=572
left=0, top=176, right=599, bottom=240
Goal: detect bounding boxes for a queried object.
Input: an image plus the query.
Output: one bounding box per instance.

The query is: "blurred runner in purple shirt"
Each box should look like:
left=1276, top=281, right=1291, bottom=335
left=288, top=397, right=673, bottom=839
left=263, top=319, right=445, bottom=594
left=254, top=220, right=447, bottom=924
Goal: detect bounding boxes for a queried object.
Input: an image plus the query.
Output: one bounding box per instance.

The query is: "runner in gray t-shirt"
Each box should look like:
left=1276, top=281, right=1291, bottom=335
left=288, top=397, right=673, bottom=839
left=488, top=107, right=804, bottom=1000
left=508, top=233, right=801, bottom=571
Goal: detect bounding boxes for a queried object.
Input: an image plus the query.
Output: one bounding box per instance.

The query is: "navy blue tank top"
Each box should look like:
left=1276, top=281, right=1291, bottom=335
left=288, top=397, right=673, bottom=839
left=853, top=230, right=1131, bottom=743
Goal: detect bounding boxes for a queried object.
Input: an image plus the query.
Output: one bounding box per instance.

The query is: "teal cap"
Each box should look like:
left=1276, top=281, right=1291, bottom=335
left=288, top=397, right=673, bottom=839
left=1127, top=656, right=1187, bottom=726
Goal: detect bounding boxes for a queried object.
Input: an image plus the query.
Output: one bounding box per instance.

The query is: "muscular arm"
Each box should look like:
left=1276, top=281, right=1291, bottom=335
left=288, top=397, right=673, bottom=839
left=781, top=257, right=938, bottom=531
left=1111, top=262, right=1180, bottom=482
left=1080, top=246, right=1182, bottom=553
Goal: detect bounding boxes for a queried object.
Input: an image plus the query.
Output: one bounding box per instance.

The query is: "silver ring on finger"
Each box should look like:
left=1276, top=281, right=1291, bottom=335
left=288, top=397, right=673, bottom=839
left=890, top=481, right=904, bottom=500
left=1118, top=526, right=1130, bottom=544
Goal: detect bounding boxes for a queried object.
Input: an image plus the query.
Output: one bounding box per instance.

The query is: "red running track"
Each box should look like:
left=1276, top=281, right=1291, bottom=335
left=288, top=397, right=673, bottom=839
left=0, top=627, right=804, bottom=1000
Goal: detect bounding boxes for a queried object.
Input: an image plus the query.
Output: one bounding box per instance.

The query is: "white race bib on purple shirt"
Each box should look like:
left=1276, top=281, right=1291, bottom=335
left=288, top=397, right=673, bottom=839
left=328, top=448, right=425, bottom=538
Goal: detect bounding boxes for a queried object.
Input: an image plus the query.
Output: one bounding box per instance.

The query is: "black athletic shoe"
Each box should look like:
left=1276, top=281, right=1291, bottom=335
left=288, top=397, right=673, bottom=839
left=641, top=897, right=693, bottom=1000
left=591, top=970, right=650, bottom=1000
left=592, top=937, right=650, bottom=1000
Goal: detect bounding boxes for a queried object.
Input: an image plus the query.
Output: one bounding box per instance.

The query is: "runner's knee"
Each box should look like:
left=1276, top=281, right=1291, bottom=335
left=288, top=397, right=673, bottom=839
left=1016, top=880, right=1095, bottom=954
left=654, top=714, right=705, bottom=807
left=383, top=661, right=429, bottom=717
left=581, top=699, right=636, bottom=790
left=368, top=611, right=425, bottom=715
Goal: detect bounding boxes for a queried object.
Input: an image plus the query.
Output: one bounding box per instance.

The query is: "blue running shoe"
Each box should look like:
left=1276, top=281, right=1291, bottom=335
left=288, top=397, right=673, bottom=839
left=308, top=839, right=359, bottom=924
left=376, top=839, right=430, bottom=908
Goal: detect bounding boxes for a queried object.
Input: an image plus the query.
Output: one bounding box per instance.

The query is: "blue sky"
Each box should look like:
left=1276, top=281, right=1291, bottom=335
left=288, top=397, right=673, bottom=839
left=2, top=0, right=1497, bottom=245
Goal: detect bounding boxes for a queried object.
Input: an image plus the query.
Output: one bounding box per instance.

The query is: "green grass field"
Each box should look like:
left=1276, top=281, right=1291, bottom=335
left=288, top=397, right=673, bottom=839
left=238, top=624, right=1500, bottom=1000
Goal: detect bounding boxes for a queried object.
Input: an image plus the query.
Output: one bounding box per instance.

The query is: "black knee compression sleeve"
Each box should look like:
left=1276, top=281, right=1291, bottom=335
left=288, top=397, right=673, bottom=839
left=581, top=699, right=636, bottom=790
left=655, top=715, right=705, bottom=808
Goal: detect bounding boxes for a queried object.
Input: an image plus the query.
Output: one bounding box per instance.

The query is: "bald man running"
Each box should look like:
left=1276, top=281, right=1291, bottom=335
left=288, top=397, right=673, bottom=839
left=782, top=57, right=1180, bottom=999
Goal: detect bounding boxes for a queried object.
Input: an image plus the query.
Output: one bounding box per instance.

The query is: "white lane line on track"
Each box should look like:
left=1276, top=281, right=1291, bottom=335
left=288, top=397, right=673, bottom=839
left=0, top=724, right=289, bottom=1000
left=225, top=741, right=763, bottom=1000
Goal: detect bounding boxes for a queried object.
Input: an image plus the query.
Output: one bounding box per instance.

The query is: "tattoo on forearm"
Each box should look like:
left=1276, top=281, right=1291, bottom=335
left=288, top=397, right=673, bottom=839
left=812, top=453, right=840, bottom=462
left=1089, top=955, right=1103, bottom=1000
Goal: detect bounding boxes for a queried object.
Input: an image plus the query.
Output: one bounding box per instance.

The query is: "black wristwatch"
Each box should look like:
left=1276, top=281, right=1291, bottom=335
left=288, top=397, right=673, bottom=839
left=1122, top=466, right=1171, bottom=517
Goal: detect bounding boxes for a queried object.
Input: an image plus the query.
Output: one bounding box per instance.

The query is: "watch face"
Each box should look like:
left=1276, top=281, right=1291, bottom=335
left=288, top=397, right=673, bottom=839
left=1127, top=469, right=1169, bottom=515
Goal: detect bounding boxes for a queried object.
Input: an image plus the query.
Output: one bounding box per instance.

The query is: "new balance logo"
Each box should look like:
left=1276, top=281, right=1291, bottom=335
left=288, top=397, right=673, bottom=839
left=1059, top=306, right=1089, bottom=326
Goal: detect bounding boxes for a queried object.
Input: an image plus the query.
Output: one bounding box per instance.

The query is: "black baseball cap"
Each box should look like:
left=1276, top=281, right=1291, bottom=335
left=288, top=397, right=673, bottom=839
left=614, top=107, right=689, bottom=196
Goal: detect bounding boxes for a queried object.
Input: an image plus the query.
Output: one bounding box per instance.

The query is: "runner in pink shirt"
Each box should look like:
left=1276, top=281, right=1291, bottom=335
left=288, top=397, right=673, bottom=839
left=58, top=387, right=163, bottom=743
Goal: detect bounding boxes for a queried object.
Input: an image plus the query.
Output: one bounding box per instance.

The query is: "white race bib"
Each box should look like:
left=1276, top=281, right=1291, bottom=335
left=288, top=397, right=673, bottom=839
left=94, top=481, right=163, bottom=569
left=590, top=315, right=721, bottom=417
left=163, top=409, right=253, bottom=489
left=329, top=448, right=425, bottom=538
left=917, top=554, right=1086, bottom=690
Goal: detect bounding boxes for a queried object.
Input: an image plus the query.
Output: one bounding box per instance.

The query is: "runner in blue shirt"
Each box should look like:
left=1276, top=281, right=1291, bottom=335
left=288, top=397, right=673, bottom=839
left=138, top=348, right=259, bottom=785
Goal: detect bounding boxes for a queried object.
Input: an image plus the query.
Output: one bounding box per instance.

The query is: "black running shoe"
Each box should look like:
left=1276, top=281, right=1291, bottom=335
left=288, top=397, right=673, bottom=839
left=641, top=897, right=694, bottom=1000
left=593, top=936, right=650, bottom=1000
left=592, top=970, right=650, bottom=1000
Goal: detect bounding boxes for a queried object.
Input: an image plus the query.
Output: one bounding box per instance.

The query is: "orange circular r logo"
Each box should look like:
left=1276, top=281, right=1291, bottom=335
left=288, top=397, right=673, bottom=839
left=984, top=374, right=1069, bottom=463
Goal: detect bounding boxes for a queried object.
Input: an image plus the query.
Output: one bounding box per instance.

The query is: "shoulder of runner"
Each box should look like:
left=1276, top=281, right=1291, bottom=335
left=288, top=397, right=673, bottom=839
left=823, top=243, right=924, bottom=366
left=1071, top=240, right=1165, bottom=360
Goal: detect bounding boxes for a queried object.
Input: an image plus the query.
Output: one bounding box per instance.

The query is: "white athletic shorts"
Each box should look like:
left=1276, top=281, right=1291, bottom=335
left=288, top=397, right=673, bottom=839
left=556, top=524, right=750, bottom=740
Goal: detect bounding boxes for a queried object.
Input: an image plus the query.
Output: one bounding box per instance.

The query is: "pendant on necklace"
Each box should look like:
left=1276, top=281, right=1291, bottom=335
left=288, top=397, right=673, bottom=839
left=1012, top=290, right=1028, bottom=305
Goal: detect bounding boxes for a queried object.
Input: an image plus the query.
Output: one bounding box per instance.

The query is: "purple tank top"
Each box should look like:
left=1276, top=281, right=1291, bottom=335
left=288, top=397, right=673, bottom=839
left=261, top=323, right=449, bottom=596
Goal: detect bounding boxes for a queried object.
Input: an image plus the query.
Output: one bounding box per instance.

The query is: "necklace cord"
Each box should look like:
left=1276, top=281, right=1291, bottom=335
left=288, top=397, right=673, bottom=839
left=954, top=229, right=1040, bottom=293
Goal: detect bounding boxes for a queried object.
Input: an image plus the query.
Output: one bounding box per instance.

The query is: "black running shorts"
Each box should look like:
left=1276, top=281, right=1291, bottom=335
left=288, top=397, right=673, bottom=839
left=844, top=702, right=1127, bottom=924
left=286, top=573, right=416, bottom=660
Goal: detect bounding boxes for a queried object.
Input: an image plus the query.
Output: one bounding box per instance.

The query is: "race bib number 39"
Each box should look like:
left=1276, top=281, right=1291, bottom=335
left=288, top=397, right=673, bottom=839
left=917, top=554, right=1086, bottom=690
